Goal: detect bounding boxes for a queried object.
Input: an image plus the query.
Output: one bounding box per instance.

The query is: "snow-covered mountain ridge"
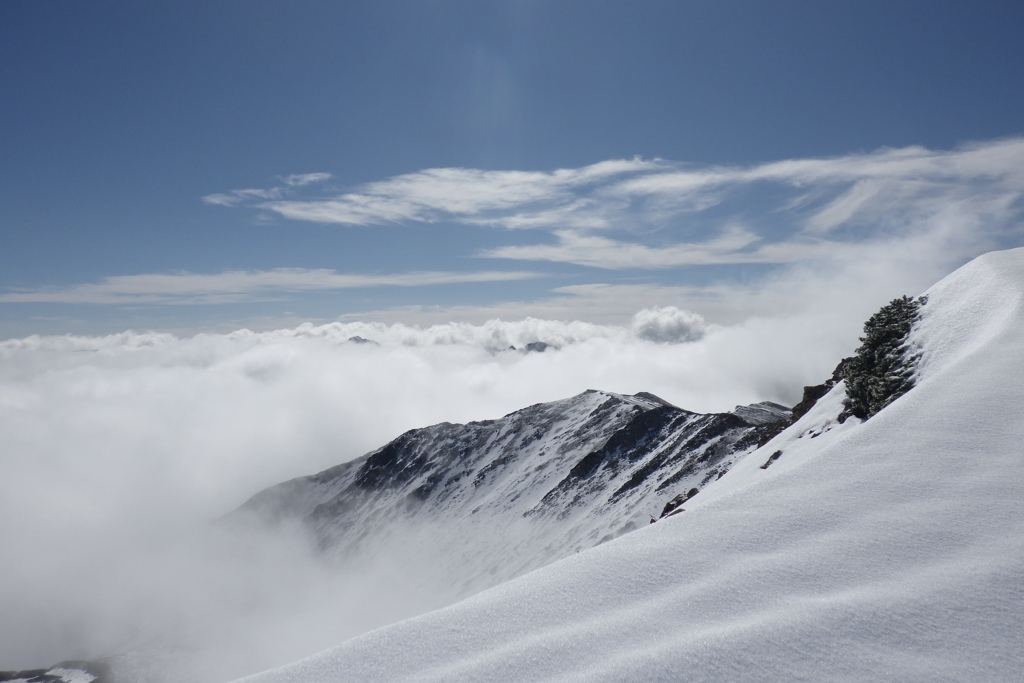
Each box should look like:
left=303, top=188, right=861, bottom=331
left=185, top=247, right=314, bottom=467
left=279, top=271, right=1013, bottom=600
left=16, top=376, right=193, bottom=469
left=235, top=248, right=1024, bottom=681
left=231, top=389, right=789, bottom=602
left=0, top=663, right=102, bottom=683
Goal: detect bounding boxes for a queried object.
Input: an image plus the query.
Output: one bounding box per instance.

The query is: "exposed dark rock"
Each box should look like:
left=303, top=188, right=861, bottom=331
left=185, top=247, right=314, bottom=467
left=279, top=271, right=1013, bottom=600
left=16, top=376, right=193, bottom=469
left=657, top=487, right=700, bottom=519
left=760, top=450, right=784, bottom=469
left=0, top=671, right=50, bottom=682
left=791, top=362, right=847, bottom=422
left=756, top=359, right=850, bottom=447
left=0, top=661, right=111, bottom=683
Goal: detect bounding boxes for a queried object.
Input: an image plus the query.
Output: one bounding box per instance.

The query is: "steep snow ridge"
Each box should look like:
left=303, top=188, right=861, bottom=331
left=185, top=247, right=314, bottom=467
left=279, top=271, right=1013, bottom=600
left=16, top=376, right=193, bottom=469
left=693, top=247, right=1024, bottom=510
left=911, top=246, right=1024, bottom=380
left=234, top=248, right=1024, bottom=682
left=232, top=389, right=778, bottom=604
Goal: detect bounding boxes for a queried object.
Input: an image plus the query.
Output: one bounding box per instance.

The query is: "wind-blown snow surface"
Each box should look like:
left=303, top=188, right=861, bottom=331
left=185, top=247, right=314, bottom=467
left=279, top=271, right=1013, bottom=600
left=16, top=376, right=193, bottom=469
left=236, top=249, right=1024, bottom=681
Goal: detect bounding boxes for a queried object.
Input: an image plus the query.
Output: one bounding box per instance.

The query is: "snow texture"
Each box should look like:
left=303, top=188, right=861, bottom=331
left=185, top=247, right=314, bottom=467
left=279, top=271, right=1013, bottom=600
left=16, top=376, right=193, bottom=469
left=234, top=247, right=1024, bottom=682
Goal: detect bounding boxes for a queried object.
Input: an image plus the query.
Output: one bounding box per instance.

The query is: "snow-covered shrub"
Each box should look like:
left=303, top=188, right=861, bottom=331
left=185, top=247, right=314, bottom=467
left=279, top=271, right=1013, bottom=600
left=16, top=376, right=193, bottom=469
left=841, top=295, right=928, bottom=419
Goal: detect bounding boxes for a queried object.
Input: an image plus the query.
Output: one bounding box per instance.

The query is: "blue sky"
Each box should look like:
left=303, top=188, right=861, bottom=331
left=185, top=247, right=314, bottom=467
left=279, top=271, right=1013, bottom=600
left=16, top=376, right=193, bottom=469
left=2, top=0, right=1023, bottom=337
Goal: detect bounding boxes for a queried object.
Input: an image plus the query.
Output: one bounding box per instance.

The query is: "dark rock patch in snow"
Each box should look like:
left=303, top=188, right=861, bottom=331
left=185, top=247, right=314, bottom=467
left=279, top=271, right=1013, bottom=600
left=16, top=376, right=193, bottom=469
left=0, top=660, right=110, bottom=683
left=760, top=450, right=784, bottom=469
left=657, top=487, right=699, bottom=520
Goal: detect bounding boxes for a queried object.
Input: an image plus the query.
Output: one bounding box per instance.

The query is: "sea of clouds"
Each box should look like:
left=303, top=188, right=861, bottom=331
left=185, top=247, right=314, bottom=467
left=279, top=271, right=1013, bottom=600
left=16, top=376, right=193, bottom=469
left=1, top=198, right=1000, bottom=676
left=0, top=297, right=945, bottom=679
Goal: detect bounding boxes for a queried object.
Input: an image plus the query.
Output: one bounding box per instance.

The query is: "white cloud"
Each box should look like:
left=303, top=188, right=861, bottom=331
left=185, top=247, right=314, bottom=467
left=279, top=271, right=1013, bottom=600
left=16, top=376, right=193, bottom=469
left=202, top=187, right=284, bottom=206
left=267, top=195, right=426, bottom=225
left=200, top=192, right=243, bottom=207
left=323, top=234, right=972, bottom=330
left=281, top=172, right=332, bottom=187
left=212, top=158, right=667, bottom=228
left=631, top=306, right=707, bottom=343
left=480, top=225, right=773, bottom=269
left=0, top=304, right=849, bottom=674
left=0, top=269, right=539, bottom=306
left=804, top=179, right=885, bottom=233
left=204, top=138, right=1024, bottom=280
left=201, top=173, right=332, bottom=207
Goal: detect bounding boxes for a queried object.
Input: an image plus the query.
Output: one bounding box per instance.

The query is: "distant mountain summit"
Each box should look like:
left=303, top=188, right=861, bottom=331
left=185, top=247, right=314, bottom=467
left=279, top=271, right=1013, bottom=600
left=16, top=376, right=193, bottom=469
left=731, top=400, right=791, bottom=425
left=231, top=389, right=789, bottom=600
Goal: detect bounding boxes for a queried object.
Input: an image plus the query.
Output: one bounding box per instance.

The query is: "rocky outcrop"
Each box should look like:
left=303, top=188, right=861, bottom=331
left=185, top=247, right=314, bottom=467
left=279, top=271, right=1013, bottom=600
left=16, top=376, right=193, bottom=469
left=757, top=359, right=850, bottom=447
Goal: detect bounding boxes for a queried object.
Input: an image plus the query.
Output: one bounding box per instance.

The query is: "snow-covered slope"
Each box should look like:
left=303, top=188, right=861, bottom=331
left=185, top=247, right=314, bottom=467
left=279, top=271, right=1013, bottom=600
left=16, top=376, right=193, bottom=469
left=231, top=391, right=782, bottom=603
left=0, top=664, right=101, bottom=683
left=234, top=249, right=1024, bottom=682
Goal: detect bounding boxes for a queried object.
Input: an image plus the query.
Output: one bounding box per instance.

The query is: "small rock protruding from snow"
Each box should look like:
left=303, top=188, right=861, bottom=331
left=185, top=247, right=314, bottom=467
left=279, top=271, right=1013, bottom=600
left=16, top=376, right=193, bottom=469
left=759, top=449, right=784, bottom=469
left=657, top=487, right=700, bottom=520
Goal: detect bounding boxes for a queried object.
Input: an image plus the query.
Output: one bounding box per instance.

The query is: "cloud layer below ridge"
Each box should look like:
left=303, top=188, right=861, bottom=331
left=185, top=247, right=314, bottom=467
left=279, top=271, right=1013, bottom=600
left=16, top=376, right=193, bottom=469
left=1, top=304, right=855, bottom=675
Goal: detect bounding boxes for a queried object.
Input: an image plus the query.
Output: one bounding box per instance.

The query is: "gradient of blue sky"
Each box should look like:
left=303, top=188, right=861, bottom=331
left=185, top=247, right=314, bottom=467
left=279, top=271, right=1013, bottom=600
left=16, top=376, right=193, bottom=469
left=2, top=0, right=1023, bottom=336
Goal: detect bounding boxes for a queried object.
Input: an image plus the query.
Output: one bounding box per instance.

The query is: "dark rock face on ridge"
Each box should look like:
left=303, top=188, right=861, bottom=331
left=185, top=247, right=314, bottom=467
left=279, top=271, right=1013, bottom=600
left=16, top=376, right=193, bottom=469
left=231, top=390, right=788, bottom=598
left=732, top=401, right=792, bottom=426
left=0, top=661, right=110, bottom=683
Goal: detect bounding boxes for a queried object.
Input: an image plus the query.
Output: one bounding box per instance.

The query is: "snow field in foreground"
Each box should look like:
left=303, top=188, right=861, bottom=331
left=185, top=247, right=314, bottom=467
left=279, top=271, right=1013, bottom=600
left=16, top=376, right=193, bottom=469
left=235, top=248, right=1024, bottom=682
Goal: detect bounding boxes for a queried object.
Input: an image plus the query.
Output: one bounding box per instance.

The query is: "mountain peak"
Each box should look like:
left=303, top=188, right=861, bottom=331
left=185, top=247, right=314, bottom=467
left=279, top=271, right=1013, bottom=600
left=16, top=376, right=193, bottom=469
left=230, top=386, right=777, bottom=605
left=731, top=400, right=792, bottom=425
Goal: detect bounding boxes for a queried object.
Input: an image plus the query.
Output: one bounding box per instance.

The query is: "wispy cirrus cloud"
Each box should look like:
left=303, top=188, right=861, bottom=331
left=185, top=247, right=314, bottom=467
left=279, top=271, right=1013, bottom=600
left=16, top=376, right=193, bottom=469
left=0, top=269, right=538, bottom=306
left=281, top=172, right=333, bottom=187
left=202, top=188, right=283, bottom=207
left=206, top=138, right=1024, bottom=271
left=208, top=158, right=667, bottom=229
left=202, top=172, right=333, bottom=207
left=480, top=225, right=787, bottom=269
